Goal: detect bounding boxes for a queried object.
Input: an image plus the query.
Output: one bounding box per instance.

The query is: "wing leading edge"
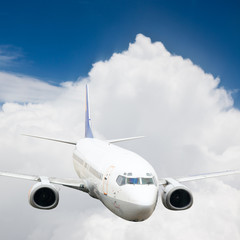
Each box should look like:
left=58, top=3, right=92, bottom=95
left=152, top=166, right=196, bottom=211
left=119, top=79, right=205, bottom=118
left=0, top=171, right=88, bottom=191
left=158, top=169, right=240, bottom=185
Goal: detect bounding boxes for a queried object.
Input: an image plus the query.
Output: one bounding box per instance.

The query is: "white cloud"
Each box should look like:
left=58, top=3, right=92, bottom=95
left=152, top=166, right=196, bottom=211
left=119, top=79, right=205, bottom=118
left=0, top=34, right=240, bottom=239
left=0, top=72, right=65, bottom=103
left=0, top=45, right=23, bottom=67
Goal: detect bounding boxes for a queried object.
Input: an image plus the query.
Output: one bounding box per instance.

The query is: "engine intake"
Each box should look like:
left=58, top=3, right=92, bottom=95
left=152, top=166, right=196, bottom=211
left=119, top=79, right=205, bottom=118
left=29, top=182, right=59, bottom=210
left=161, top=178, right=193, bottom=210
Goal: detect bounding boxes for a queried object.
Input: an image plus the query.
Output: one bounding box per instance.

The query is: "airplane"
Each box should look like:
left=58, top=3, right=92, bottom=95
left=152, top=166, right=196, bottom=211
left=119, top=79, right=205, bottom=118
left=0, top=84, right=239, bottom=222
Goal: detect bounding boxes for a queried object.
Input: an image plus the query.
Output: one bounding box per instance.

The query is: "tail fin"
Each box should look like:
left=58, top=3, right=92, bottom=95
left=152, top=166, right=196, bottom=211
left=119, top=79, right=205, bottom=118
left=85, top=85, right=94, bottom=138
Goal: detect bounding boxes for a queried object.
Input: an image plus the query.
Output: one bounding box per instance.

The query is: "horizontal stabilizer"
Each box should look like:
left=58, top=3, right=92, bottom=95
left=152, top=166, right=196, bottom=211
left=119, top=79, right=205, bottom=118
left=107, top=136, right=145, bottom=144
left=22, top=134, right=77, bottom=145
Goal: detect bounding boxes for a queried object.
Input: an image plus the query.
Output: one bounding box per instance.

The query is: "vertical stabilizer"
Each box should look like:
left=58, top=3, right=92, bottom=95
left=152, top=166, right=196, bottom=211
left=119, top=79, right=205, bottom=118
left=85, top=85, right=94, bottom=138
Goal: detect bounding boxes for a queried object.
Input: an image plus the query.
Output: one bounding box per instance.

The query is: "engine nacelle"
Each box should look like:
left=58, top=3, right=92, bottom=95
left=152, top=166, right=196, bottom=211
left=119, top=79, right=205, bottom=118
left=28, top=182, right=59, bottom=210
left=161, top=178, right=193, bottom=210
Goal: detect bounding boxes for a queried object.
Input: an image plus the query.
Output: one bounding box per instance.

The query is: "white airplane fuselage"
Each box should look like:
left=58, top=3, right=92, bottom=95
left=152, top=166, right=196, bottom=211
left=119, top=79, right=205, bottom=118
left=73, top=138, right=159, bottom=221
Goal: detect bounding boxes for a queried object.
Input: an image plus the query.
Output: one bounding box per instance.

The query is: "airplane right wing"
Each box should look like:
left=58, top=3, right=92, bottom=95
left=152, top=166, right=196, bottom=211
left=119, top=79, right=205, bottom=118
left=176, top=169, right=240, bottom=183
left=158, top=169, right=240, bottom=185
left=158, top=169, right=240, bottom=211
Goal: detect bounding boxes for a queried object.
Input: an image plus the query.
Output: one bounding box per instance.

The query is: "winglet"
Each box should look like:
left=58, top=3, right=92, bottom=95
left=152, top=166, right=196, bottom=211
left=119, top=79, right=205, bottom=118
left=85, top=85, right=94, bottom=138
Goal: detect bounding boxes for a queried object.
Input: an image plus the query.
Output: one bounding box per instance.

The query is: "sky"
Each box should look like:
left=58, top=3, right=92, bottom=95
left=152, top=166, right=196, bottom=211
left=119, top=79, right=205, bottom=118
left=1, top=1, right=240, bottom=240
left=0, top=0, right=240, bottom=101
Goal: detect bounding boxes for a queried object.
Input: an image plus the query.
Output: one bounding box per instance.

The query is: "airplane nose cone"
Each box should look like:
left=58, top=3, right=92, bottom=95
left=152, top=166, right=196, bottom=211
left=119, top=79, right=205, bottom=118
left=127, top=201, right=156, bottom=222
left=121, top=187, right=158, bottom=222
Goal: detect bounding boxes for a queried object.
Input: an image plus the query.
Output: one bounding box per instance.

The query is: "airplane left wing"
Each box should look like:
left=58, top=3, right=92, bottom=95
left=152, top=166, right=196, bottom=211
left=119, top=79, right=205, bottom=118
left=0, top=171, right=89, bottom=210
left=0, top=171, right=39, bottom=181
left=0, top=171, right=87, bottom=191
left=49, top=177, right=87, bottom=191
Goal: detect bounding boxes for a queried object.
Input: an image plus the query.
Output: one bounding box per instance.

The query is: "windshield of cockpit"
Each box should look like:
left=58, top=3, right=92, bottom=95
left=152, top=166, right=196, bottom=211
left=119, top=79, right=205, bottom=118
left=116, top=173, right=157, bottom=186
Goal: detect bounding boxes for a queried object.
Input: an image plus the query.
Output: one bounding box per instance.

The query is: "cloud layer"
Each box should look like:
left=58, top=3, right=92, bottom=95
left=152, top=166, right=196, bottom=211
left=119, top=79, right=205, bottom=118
left=0, top=34, right=240, bottom=239
left=0, top=72, right=64, bottom=103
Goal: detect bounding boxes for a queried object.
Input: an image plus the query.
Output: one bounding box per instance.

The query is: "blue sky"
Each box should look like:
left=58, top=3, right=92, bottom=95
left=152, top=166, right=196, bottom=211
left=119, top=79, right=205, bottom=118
left=1, top=0, right=240, bottom=104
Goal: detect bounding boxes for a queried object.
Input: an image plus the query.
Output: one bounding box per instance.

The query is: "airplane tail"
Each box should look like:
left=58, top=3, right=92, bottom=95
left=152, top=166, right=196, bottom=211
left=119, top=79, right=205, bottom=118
left=85, top=85, right=94, bottom=138
left=23, top=85, right=145, bottom=144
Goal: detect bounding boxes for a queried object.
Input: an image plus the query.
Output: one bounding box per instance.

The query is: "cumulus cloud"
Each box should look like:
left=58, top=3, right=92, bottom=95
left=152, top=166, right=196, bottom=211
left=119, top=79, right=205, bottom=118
left=0, top=34, right=240, bottom=239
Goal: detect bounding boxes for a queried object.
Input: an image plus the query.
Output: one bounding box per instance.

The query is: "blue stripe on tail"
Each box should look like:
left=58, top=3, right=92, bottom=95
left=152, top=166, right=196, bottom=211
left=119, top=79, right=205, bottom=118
left=85, top=85, right=94, bottom=138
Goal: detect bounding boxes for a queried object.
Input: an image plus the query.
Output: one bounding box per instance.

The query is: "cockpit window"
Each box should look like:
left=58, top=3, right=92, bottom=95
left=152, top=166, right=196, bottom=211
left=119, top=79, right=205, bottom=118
left=116, top=175, right=126, bottom=186
left=116, top=176, right=156, bottom=186
left=127, top=178, right=140, bottom=184
left=141, top=178, right=154, bottom=185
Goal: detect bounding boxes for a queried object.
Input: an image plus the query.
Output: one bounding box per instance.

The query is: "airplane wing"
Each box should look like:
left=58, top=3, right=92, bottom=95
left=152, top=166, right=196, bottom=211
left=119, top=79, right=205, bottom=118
left=158, top=169, right=240, bottom=185
left=0, top=171, right=87, bottom=191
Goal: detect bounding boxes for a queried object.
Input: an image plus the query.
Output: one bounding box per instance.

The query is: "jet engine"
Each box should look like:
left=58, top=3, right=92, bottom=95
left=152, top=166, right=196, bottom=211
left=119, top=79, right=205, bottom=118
left=28, top=181, right=59, bottom=210
left=161, top=178, right=193, bottom=210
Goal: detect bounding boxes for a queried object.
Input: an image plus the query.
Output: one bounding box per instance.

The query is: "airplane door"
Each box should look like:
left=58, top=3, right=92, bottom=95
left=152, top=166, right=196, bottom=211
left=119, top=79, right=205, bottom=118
left=103, top=165, right=115, bottom=196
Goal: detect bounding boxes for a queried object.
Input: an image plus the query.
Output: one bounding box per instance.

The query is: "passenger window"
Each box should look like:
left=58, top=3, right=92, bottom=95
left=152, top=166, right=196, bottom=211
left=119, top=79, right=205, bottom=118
left=141, top=178, right=154, bottom=185
left=127, top=178, right=140, bottom=184
left=116, top=175, right=126, bottom=186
